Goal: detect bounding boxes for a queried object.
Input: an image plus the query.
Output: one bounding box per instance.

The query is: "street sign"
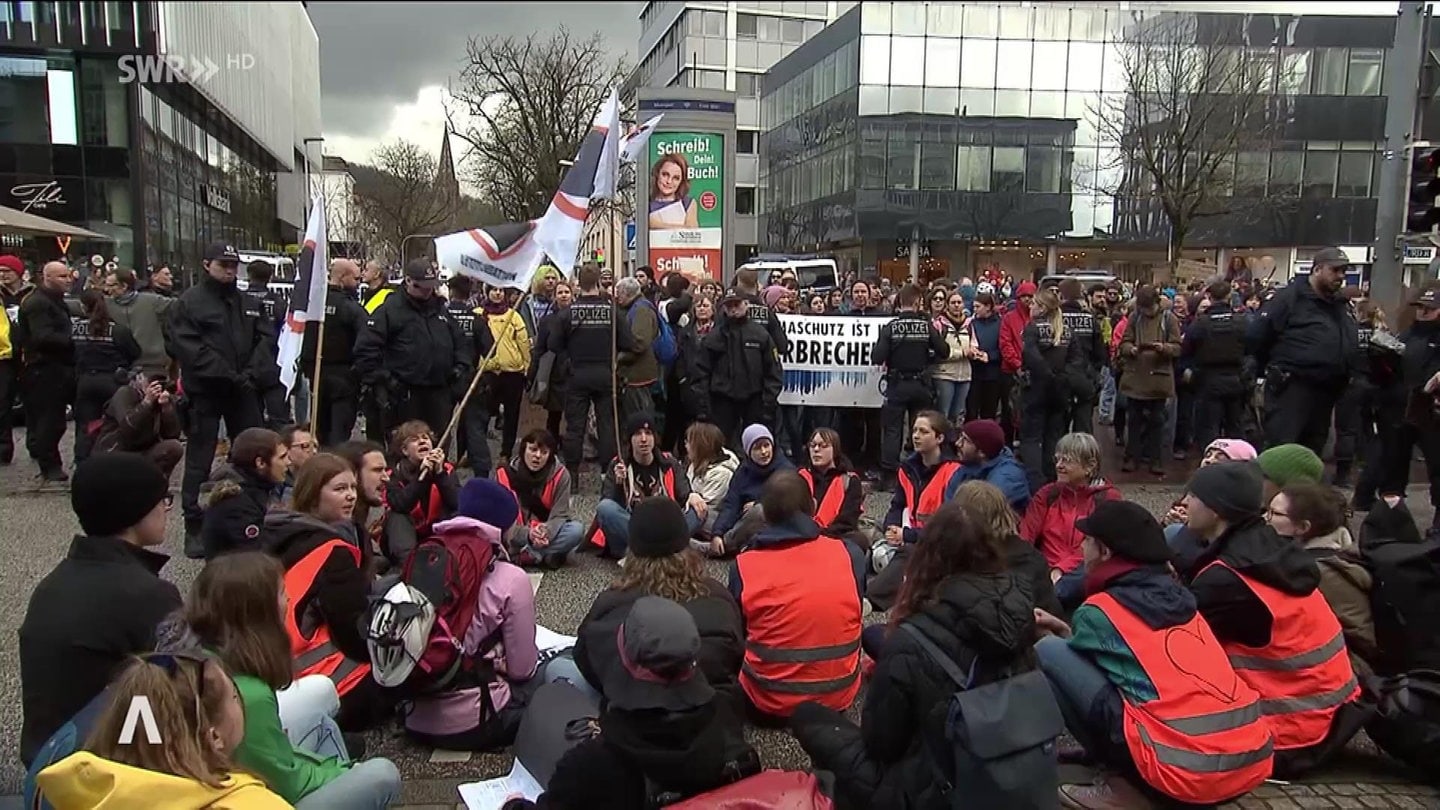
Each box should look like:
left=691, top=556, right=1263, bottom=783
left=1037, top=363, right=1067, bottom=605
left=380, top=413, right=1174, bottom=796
left=625, top=221, right=636, bottom=251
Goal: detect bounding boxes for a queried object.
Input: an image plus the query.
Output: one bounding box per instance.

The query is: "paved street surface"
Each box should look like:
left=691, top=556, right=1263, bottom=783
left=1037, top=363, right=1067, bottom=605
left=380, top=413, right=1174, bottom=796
left=1, top=423, right=1436, bottom=808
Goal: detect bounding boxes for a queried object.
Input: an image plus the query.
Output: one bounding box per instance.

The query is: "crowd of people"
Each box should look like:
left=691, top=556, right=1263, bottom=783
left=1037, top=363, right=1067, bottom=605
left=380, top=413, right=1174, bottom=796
left=5, top=241, right=1440, bottom=809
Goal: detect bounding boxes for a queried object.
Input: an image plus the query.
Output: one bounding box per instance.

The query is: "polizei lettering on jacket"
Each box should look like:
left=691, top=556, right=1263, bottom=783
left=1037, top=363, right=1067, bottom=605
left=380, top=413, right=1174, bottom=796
left=890, top=319, right=934, bottom=343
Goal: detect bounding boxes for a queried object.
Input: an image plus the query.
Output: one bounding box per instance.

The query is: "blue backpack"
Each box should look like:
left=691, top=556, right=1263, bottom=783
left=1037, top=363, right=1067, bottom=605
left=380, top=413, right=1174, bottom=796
left=24, top=686, right=114, bottom=809
left=629, top=299, right=678, bottom=368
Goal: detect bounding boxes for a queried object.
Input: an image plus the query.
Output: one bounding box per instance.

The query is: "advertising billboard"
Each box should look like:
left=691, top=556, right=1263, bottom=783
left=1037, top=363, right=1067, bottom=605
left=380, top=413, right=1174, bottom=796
left=646, top=131, right=724, bottom=280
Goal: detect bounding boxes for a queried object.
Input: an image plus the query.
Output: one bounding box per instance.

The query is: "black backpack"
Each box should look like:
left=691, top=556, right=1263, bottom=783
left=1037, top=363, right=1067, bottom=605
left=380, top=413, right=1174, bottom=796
left=1363, top=670, right=1440, bottom=783
left=901, top=617, right=1065, bottom=810
left=1358, top=508, right=1440, bottom=676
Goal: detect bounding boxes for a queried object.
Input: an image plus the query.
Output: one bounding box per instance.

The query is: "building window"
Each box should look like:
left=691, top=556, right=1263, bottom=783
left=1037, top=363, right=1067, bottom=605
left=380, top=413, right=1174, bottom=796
left=782, top=17, right=804, bottom=44
left=1346, top=49, right=1383, bottom=95
left=993, top=146, right=1025, bottom=192
left=738, top=130, right=757, bottom=154
left=0, top=56, right=50, bottom=144
left=736, top=186, right=756, bottom=214
left=888, top=136, right=917, bottom=189
left=737, top=73, right=762, bottom=97
left=1312, top=48, right=1347, bottom=95
left=46, top=68, right=77, bottom=146
left=957, top=144, right=991, bottom=191
left=1336, top=150, right=1372, bottom=197
left=738, top=13, right=757, bottom=39
left=921, top=139, right=955, bottom=190
left=1268, top=151, right=1302, bottom=196
left=1026, top=145, right=1063, bottom=193
left=1302, top=149, right=1338, bottom=198
left=1235, top=152, right=1268, bottom=197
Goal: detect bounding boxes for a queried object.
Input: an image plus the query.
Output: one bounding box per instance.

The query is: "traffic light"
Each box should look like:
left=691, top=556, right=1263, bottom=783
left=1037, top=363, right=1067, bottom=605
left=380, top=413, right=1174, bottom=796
left=1407, top=147, right=1440, bottom=233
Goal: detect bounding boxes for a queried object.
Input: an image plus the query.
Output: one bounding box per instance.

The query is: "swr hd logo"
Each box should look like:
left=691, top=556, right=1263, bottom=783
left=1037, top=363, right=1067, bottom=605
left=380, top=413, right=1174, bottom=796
left=117, top=696, right=161, bottom=744
left=117, top=53, right=255, bottom=85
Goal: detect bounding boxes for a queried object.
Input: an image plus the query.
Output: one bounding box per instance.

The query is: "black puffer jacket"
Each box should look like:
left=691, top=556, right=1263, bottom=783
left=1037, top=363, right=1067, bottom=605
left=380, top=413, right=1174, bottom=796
left=262, top=510, right=372, bottom=663
left=200, top=464, right=280, bottom=559
left=794, top=571, right=1037, bottom=810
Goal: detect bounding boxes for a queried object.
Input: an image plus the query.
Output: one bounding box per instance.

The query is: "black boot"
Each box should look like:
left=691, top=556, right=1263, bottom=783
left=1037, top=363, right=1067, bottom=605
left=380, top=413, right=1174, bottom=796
left=1330, top=464, right=1353, bottom=489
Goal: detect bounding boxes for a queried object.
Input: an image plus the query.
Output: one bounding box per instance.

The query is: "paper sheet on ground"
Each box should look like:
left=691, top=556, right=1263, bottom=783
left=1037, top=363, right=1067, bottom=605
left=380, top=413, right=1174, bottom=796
left=458, top=758, right=543, bottom=809
left=535, top=624, right=576, bottom=654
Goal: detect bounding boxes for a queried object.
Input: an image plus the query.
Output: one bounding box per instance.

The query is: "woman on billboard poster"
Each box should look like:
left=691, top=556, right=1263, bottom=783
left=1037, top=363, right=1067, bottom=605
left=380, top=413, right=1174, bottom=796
left=649, top=153, right=700, bottom=230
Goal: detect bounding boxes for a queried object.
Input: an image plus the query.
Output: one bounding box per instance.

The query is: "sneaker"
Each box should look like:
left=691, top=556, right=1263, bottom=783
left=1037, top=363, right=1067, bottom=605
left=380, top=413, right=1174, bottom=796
left=1171, top=449, right=1187, bottom=462
left=1058, top=775, right=1155, bottom=810
left=1330, top=466, right=1353, bottom=489
left=40, top=468, right=69, bottom=483
left=861, top=598, right=874, bottom=618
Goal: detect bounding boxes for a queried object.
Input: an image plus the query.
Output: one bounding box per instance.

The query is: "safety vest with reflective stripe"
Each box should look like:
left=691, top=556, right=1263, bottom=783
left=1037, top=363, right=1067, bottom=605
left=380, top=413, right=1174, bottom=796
left=283, top=539, right=372, bottom=696
left=1199, top=560, right=1359, bottom=750
left=797, top=468, right=856, bottom=530
left=388, top=463, right=453, bottom=536
left=495, top=465, right=563, bottom=529
left=897, top=460, right=959, bottom=529
left=1087, top=592, right=1274, bottom=804
left=736, top=536, right=862, bottom=717
left=589, top=463, right=678, bottom=551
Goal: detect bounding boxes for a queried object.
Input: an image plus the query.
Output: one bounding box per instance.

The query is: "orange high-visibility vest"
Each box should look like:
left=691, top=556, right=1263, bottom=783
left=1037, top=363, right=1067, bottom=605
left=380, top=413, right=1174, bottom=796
left=797, top=468, right=857, bottom=530
left=1087, top=592, right=1274, bottom=804
left=1199, top=560, right=1359, bottom=750
left=495, top=465, right=564, bottom=529
left=736, top=536, right=862, bottom=717
left=589, top=464, right=678, bottom=550
left=897, top=461, right=960, bottom=529
left=283, top=539, right=372, bottom=696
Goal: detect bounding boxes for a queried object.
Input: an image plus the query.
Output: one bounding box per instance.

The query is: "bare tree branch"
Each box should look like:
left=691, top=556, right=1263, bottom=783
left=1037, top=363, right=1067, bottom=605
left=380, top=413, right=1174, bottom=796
left=351, top=140, right=465, bottom=263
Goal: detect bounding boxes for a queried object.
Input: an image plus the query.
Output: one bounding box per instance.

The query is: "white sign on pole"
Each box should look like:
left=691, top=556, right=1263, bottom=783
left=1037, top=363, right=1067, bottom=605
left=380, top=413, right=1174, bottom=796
left=776, top=313, right=889, bottom=408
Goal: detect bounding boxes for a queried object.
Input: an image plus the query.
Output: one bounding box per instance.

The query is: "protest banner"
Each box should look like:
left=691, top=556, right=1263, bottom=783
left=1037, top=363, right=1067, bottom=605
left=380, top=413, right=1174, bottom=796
left=777, top=313, right=890, bottom=408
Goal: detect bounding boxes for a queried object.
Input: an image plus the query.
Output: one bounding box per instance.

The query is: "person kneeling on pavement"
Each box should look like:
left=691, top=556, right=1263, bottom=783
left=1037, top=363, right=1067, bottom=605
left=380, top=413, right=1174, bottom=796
left=404, top=477, right=541, bottom=751
left=506, top=597, right=759, bottom=810
left=91, top=370, right=184, bottom=480
left=593, top=412, right=696, bottom=560
left=732, top=471, right=864, bottom=724
left=551, top=497, right=743, bottom=703
left=382, top=419, right=459, bottom=565
left=199, top=427, right=289, bottom=559
left=701, top=424, right=795, bottom=557
left=1178, top=462, right=1364, bottom=778
left=790, top=502, right=1039, bottom=810
left=495, top=428, right=584, bottom=569
left=1033, top=500, right=1275, bottom=809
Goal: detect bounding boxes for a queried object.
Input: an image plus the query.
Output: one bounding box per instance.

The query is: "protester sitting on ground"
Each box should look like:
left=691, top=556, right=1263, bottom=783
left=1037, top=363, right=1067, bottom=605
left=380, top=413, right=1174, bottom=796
left=405, top=477, right=540, bottom=751
left=332, top=440, right=390, bottom=577
left=1163, top=438, right=1258, bottom=538
left=200, top=427, right=289, bottom=559
left=554, top=497, right=743, bottom=703
left=707, top=424, right=796, bottom=556
left=950, top=480, right=1063, bottom=620
left=1267, top=482, right=1377, bottom=678
left=276, top=423, right=317, bottom=507
left=1178, top=462, right=1362, bottom=777
left=35, top=653, right=290, bottom=809
left=797, top=427, right=868, bottom=551
left=184, top=552, right=402, bottom=808
left=1256, top=442, right=1325, bottom=504
left=683, top=420, right=740, bottom=538
left=792, top=502, right=1039, bottom=810
left=944, top=418, right=1032, bottom=512
left=19, top=453, right=182, bottom=767
left=262, top=453, right=384, bottom=731
left=383, top=419, right=459, bottom=564
left=92, top=370, right=184, bottom=480
left=1033, top=500, right=1274, bottom=808
left=1020, top=432, right=1122, bottom=609
left=494, top=429, right=584, bottom=569
left=732, top=472, right=864, bottom=723
left=870, top=411, right=961, bottom=611
left=594, top=412, right=695, bottom=560
left=511, top=598, right=759, bottom=810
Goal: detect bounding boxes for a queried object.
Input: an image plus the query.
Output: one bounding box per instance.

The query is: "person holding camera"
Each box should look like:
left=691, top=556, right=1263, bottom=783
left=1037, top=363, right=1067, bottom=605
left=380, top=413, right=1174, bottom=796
left=92, top=370, right=185, bottom=480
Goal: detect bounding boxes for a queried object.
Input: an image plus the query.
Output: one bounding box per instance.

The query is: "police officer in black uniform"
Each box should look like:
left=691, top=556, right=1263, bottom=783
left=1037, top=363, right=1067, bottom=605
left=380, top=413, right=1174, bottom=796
left=727, top=267, right=789, bottom=356
left=1184, top=279, right=1255, bottom=450
left=245, top=260, right=289, bottom=428
left=1387, top=286, right=1440, bottom=529
left=168, top=242, right=270, bottom=545
left=1058, top=278, right=1105, bottom=434
left=444, top=274, right=487, bottom=474
left=14, top=261, right=77, bottom=481
left=546, top=263, right=636, bottom=477
left=353, top=259, right=470, bottom=446
left=694, top=287, right=783, bottom=448
left=873, top=283, right=949, bottom=487
left=300, top=258, right=367, bottom=447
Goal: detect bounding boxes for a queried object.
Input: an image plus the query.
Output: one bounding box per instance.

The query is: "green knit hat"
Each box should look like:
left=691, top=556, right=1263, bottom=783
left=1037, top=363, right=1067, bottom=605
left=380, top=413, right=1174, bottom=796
left=1256, top=444, right=1324, bottom=488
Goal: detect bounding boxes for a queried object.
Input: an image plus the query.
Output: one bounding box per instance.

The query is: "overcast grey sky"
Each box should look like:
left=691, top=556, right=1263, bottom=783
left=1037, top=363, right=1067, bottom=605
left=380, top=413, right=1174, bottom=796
left=307, top=1, right=643, bottom=166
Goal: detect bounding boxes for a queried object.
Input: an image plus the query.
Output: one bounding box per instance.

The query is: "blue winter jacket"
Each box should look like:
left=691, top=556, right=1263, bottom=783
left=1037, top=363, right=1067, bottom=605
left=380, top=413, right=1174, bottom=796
left=713, top=454, right=796, bottom=537
left=969, top=314, right=1003, bottom=382
left=943, top=447, right=1032, bottom=513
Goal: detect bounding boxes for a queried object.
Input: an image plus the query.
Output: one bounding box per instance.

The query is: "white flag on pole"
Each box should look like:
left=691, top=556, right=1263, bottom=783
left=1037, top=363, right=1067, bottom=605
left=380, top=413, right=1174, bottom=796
left=276, top=195, right=327, bottom=394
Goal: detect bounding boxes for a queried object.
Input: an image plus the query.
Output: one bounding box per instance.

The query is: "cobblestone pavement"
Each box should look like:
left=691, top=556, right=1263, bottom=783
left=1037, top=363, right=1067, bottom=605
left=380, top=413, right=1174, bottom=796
left=2, top=421, right=1436, bottom=808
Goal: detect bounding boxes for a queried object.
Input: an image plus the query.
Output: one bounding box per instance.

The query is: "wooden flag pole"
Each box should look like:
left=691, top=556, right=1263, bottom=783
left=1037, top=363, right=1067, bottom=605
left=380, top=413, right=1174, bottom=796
left=307, top=316, right=326, bottom=430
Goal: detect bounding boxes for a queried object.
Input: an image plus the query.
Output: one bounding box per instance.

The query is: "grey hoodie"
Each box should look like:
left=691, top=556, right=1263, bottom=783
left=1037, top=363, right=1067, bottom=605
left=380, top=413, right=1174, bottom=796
left=107, top=290, right=174, bottom=374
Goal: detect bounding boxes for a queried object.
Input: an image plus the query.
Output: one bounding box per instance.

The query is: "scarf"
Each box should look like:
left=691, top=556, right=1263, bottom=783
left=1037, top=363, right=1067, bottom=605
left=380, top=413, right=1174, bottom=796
left=1082, top=556, right=1149, bottom=598
left=483, top=300, right=511, bottom=316
left=507, top=457, right=555, bottom=520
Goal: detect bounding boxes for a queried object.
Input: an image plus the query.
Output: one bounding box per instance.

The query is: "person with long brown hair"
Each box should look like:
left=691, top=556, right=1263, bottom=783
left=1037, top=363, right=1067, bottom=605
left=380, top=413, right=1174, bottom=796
left=950, top=480, right=1063, bottom=619
left=684, top=420, right=739, bottom=539
left=186, top=552, right=401, bottom=808
left=1020, top=288, right=1080, bottom=481
left=791, top=502, right=1038, bottom=810
left=36, top=652, right=290, bottom=808
left=71, top=288, right=140, bottom=465
left=550, top=497, right=742, bottom=704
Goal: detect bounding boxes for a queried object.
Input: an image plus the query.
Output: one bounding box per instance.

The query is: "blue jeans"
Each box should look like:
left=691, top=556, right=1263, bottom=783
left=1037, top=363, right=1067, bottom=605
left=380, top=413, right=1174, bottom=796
left=1099, top=368, right=1117, bottom=422
left=1035, top=636, right=1126, bottom=768
left=935, top=379, right=972, bottom=425
left=277, top=675, right=401, bottom=810
left=515, top=520, right=585, bottom=563
left=542, top=652, right=603, bottom=704
left=596, top=499, right=702, bottom=559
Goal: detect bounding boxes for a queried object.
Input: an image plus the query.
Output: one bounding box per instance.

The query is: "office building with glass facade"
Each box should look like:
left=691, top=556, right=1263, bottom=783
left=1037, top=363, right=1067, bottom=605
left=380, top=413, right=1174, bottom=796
left=0, top=2, right=320, bottom=276
left=760, top=2, right=1440, bottom=282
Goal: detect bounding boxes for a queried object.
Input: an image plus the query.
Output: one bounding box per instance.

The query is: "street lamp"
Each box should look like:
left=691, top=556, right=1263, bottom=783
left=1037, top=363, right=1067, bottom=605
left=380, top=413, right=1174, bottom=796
left=302, top=137, right=325, bottom=221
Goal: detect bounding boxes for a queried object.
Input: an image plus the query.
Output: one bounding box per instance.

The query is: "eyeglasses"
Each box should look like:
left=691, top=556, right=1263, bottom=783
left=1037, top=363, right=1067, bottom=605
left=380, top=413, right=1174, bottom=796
left=1264, top=508, right=1290, bottom=520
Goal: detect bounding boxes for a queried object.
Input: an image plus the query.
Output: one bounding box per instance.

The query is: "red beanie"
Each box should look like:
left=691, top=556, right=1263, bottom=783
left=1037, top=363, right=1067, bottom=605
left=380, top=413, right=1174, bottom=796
left=962, top=419, right=1006, bottom=460
left=1016, top=281, right=1037, bottom=297
left=0, top=255, right=22, bottom=274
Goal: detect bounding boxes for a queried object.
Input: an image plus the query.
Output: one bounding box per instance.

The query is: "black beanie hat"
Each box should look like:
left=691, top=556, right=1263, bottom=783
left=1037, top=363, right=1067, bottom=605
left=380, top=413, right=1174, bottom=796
left=71, top=453, right=170, bottom=537
left=626, top=497, right=691, bottom=559
left=1187, top=462, right=1265, bottom=523
left=1075, top=500, right=1172, bottom=564
left=625, top=411, right=657, bottom=444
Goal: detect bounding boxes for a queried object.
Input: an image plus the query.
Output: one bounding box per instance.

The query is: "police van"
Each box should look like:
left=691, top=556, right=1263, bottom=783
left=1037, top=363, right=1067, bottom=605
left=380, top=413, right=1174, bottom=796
left=737, top=256, right=839, bottom=291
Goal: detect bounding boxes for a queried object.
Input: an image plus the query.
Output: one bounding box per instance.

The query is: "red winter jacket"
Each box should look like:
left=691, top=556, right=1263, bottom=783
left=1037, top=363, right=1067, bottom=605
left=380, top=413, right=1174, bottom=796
left=1019, top=479, right=1122, bottom=573
left=999, top=305, right=1031, bottom=374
